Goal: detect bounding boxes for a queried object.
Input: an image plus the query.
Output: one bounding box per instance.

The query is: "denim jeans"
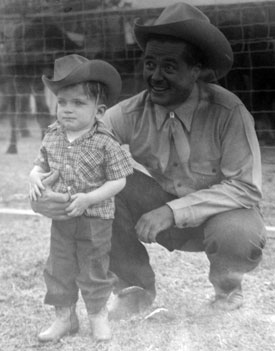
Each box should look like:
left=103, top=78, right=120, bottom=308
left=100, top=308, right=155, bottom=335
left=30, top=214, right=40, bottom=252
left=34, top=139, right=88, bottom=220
left=44, top=216, right=116, bottom=314
left=110, top=169, right=266, bottom=297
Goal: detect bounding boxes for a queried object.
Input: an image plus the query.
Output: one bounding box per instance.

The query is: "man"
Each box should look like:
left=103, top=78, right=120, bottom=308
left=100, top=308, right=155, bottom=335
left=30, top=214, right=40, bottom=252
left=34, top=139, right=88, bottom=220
left=31, top=2, right=266, bottom=316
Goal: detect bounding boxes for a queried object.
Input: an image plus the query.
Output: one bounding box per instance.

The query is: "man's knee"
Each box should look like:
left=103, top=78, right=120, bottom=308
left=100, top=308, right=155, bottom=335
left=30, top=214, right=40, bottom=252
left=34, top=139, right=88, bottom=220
left=204, top=208, right=266, bottom=264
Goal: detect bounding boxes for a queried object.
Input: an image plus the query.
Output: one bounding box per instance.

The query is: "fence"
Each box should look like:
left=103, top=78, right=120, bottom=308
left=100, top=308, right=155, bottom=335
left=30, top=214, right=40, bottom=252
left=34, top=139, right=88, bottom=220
left=0, top=0, right=274, bottom=149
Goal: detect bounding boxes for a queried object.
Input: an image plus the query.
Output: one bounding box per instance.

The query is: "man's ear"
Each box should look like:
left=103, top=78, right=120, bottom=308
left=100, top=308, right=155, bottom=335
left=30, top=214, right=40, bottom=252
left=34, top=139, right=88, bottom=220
left=192, top=65, right=201, bottom=81
left=96, top=104, right=107, bottom=118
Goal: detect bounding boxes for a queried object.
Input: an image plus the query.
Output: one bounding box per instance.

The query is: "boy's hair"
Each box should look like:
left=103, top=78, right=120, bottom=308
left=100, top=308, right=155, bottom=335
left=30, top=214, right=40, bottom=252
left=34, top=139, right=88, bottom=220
left=83, top=81, right=108, bottom=105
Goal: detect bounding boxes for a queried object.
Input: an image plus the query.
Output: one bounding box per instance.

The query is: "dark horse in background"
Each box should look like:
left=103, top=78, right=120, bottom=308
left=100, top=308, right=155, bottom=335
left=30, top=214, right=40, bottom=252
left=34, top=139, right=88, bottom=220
left=0, top=17, right=80, bottom=153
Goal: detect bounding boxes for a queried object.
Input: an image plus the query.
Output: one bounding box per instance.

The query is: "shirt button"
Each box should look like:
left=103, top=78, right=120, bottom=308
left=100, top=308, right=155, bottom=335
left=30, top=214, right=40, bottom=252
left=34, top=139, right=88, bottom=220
left=177, top=182, right=182, bottom=187
left=67, top=145, right=72, bottom=149
left=65, top=164, right=71, bottom=169
left=173, top=162, right=178, bottom=167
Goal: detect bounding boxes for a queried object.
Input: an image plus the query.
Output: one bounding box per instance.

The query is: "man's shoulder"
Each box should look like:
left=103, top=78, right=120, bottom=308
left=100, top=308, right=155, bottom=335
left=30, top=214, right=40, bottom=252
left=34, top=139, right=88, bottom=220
left=110, top=90, right=149, bottom=116
left=202, top=83, right=243, bottom=110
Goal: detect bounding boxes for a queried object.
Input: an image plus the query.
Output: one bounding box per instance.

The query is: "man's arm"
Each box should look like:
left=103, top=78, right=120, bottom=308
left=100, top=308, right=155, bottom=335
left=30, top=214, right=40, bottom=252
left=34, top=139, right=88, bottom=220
left=135, top=205, right=174, bottom=243
left=136, top=104, right=262, bottom=242
left=167, top=104, right=262, bottom=228
left=30, top=170, right=71, bottom=220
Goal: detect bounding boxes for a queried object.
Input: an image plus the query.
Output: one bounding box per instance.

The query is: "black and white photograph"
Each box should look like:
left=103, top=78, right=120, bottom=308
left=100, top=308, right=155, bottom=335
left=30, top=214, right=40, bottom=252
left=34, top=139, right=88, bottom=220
left=0, top=0, right=274, bottom=350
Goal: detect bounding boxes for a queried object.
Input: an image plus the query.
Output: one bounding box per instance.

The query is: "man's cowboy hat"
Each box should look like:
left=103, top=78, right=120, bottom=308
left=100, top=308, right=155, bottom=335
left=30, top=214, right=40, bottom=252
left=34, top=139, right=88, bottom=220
left=134, top=2, right=233, bottom=80
left=42, top=54, right=122, bottom=106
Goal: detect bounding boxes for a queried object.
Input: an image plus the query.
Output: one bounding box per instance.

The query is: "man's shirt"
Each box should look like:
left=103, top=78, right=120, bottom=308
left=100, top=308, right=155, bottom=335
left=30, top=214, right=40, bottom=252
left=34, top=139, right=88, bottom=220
left=104, top=82, right=262, bottom=227
left=34, top=122, right=133, bottom=219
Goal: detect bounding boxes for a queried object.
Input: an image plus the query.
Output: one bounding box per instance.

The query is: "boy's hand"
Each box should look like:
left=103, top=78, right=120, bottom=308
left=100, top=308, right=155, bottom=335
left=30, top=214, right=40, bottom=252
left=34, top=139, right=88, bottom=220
left=66, top=193, right=90, bottom=217
left=29, top=170, right=53, bottom=201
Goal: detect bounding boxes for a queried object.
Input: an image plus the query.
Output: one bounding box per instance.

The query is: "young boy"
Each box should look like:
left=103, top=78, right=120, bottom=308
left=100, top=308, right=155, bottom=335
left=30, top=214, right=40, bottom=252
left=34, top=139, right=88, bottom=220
left=29, top=54, right=133, bottom=342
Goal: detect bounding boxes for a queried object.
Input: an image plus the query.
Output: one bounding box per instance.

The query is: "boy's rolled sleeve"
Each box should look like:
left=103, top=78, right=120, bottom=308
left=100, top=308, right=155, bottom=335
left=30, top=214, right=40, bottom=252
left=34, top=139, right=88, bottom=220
left=104, top=141, right=133, bottom=180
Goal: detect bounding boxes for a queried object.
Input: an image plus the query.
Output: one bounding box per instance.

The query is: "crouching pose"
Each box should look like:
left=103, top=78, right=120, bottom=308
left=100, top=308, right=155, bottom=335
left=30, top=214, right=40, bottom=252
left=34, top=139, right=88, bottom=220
left=29, top=54, right=133, bottom=341
left=102, top=2, right=267, bottom=315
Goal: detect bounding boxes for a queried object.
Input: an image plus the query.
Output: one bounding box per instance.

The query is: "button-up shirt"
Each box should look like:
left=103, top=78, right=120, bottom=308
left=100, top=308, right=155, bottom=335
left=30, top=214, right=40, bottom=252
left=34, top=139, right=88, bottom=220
left=103, top=82, right=262, bottom=227
left=34, top=122, right=133, bottom=219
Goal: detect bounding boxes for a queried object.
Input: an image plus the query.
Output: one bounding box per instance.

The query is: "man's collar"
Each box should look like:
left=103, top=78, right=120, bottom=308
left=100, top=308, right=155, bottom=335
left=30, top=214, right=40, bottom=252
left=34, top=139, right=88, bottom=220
left=154, top=83, right=199, bottom=132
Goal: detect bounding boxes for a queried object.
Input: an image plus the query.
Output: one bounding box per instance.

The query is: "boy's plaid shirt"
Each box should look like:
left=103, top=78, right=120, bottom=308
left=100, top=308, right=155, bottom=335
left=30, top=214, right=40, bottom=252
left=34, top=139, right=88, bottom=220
left=34, top=122, right=133, bottom=219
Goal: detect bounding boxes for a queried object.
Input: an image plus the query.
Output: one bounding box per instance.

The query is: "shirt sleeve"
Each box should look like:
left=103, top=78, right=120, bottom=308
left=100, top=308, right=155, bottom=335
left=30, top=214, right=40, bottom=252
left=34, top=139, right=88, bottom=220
left=103, top=104, right=131, bottom=145
left=167, top=104, right=262, bottom=228
left=104, top=138, right=133, bottom=180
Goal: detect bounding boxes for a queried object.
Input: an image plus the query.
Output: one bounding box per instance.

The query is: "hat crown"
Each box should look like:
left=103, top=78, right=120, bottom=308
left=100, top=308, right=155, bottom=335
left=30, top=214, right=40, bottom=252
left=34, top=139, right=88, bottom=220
left=53, top=54, right=89, bottom=80
left=154, top=2, right=210, bottom=25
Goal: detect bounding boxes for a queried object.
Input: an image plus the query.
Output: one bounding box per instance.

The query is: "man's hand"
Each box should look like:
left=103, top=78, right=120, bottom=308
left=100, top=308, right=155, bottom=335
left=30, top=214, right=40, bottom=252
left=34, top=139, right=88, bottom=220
left=29, top=170, right=52, bottom=201
left=135, top=205, right=175, bottom=243
left=30, top=170, right=71, bottom=221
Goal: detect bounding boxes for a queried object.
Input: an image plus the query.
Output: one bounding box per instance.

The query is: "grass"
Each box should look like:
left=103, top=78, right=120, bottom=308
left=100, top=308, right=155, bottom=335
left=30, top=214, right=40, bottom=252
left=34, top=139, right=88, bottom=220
left=0, top=117, right=275, bottom=350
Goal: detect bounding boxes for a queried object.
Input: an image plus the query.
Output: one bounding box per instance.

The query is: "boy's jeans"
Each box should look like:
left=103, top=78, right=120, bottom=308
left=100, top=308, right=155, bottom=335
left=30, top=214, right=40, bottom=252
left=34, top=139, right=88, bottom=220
left=110, top=170, right=267, bottom=297
left=44, top=216, right=115, bottom=314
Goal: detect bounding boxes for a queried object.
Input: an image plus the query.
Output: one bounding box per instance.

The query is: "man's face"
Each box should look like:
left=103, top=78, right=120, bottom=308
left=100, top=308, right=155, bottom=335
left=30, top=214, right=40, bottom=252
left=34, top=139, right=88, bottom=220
left=143, top=40, right=201, bottom=109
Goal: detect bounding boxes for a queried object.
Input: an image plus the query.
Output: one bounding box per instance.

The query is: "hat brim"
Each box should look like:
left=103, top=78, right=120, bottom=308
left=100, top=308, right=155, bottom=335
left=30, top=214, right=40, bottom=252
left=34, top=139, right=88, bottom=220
left=134, top=19, right=233, bottom=80
left=42, top=60, right=121, bottom=106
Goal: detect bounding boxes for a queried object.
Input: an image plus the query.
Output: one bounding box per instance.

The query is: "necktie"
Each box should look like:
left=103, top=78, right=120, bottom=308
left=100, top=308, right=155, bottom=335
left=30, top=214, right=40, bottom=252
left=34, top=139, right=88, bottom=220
left=158, top=112, right=190, bottom=171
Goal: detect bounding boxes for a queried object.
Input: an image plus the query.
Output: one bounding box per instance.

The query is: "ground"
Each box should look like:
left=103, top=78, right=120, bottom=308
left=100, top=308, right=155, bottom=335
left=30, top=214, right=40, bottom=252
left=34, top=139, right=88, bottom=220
left=0, top=117, right=275, bottom=351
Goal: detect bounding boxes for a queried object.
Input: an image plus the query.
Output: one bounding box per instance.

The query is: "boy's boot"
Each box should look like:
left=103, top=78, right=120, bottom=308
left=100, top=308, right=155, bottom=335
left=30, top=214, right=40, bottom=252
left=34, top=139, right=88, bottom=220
left=38, top=305, right=79, bottom=342
left=89, top=306, right=112, bottom=341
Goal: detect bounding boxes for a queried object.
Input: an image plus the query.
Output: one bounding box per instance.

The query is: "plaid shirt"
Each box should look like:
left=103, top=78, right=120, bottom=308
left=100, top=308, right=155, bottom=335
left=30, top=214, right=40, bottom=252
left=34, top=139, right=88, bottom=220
left=34, top=122, right=133, bottom=219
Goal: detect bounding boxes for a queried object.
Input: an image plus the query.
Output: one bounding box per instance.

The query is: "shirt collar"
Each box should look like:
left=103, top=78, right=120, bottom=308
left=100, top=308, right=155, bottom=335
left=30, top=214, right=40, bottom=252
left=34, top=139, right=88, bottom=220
left=154, top=83, right=199, bottom=132
left=55, top=121, right=98, bottom=141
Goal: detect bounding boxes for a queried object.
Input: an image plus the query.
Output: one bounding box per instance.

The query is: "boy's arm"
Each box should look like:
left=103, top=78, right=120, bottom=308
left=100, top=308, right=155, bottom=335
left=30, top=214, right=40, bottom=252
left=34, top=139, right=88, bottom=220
left=66, top=178, right=126, bottom=217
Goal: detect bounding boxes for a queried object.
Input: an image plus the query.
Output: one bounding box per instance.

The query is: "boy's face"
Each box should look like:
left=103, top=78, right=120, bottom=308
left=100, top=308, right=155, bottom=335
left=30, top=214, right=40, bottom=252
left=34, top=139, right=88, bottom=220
left=56, top=84, right=103, bottom=133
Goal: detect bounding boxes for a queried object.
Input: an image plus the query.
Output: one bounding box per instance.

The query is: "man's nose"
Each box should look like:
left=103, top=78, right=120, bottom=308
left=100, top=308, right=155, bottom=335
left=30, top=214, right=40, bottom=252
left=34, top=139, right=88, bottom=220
left=151, top=66, right=163, bottom=80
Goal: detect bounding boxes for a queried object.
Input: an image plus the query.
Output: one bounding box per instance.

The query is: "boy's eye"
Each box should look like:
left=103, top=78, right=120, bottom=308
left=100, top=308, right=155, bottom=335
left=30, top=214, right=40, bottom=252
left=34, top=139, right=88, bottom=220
left=74, top=99, right=86, bottom=106
left=57, top=99, right=66, bottom=107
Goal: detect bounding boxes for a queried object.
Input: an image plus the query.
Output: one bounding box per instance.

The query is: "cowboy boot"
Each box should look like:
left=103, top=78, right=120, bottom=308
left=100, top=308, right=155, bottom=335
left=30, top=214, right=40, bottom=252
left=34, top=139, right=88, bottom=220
left=88, top=306, right=112, bottom=341
left=108, top=286, right=155, bottom=320
left=38, top=305, right=79, bottom=342
left=211, top=286, right=244, bottom=311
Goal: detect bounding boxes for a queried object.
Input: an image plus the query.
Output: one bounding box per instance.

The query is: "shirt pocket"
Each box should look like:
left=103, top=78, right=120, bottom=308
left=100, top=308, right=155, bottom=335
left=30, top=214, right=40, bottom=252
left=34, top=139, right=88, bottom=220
left=77, top=151, right=104, bottom=182
left=190, top=159, right=221, bottom=189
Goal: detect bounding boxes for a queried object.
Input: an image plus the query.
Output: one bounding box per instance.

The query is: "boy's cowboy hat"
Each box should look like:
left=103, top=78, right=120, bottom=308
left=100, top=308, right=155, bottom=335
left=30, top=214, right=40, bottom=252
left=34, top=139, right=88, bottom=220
left=134, top=2, right=233, bottom=80
left=42, top=54, right=121, bottom=106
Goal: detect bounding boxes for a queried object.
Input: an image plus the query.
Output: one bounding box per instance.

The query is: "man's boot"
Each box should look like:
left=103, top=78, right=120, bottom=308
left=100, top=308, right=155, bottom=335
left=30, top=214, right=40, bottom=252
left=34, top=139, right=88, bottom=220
left=108, top=286, right=155, bottom=320
left=211, top=286, right=243, bottom=311
left=38, top=305, right=79, bottom=342
left=88, top=306, right=112, bottom=341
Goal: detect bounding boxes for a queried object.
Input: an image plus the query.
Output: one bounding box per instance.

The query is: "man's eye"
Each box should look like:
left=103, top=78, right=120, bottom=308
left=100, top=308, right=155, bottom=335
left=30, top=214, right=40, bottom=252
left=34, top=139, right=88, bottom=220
left=144, top=61, right=155, bottom=70
left=164, top=64, right=176, bottom=73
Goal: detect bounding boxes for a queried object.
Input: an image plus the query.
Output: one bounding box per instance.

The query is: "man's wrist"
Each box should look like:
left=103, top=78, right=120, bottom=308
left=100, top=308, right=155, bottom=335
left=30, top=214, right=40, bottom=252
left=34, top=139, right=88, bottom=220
left=165, top=204, right=175, bottom=226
